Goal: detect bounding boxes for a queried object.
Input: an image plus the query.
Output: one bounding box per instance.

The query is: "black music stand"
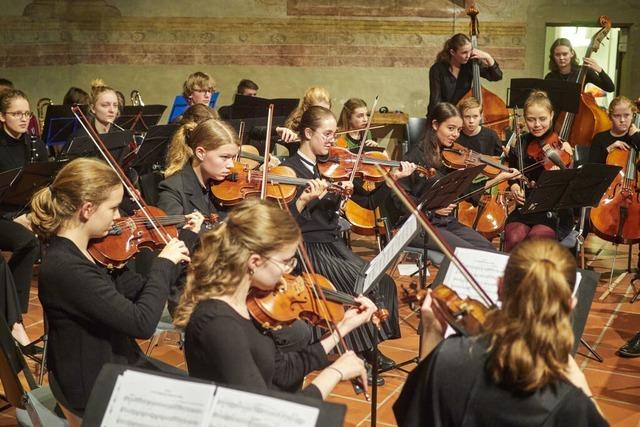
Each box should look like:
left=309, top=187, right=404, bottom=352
left=115, top=105, right=167, bottom=133
left=0, top=162, right=64, bottom=214
left=41, top=104, right=90, bottom=147
left=60, top=130, right=134, bottom=165
left=508, top=78, right=581, bottom=114
left=223, top=94, right=299, bottom=119
left=130, top=124, right=179, bottom=174
left=82, top=364, right=346, bottom=427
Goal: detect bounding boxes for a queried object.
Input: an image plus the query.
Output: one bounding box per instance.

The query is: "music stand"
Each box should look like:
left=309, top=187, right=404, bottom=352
left=41, top=104, right=90, bottom=147
left=130, top=124, right=179, bottom=174
left=417, top=164, right=486, bottom=211
left=168, top=92, right=220, bottom=123
left=115, top=105, right=167, bottom=133
left=0, top=162, right=64, bottom=214
left=61, top=130, right=133, bottom=165
left=508, top=78, right=581, bottom=114
left=224, top=94, right=299, bottom=119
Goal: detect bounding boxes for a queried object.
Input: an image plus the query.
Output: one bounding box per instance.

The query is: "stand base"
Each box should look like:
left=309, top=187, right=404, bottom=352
left=580, top=338, right=603, bottom=363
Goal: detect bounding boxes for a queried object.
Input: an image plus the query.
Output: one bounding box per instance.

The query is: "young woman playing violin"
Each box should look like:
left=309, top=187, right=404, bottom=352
left=427, top=33, right=502, bottom=119
left=504, top=90, right=573, bottom=252
left=30, top=158, right=202, bottom=414
left=0, top=88, right=49, bottom=347
left=398, top=102, right=516, bottom=253
left=284, top=86, right=331, bottom=133
left=81, top=79, right=120, bottom=135
left=283, top=105, right=416, bottom=376
left=175, top=198, right=375, bottom=399
left=588, top=96, right=638, bottom=164
left=336, top=98, right=378, bottom=149
left=545, top=38, right=615, bottom=93
left=393, top=238, right=607, bottom=426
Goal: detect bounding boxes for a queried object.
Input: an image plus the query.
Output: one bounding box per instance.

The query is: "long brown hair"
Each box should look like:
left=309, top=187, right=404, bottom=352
left=435, top=33, right=471, bottom=64
left=484, top=238, right=577, bottom=392
left=164, top=118, right=239, bottom=177
left=548, top=38, right=579, bottom=73
left=173, top=198, right=301, bottom=328
left=337, top=98, right=367, bottom=129
left=420, top=102, right=461, bottom=168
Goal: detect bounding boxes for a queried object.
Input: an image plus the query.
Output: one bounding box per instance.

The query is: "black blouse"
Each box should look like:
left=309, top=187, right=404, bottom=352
left=545, top=66, right=615, bottom=93
left=589, top=130, right=640, bottom=164
left=184, top=299, right=329, bottom=399
left=0, top=127, right=48, bottom=173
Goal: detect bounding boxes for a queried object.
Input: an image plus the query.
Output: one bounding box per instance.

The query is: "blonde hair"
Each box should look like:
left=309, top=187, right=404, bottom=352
left=524, top=90, right=554, bottom=116
left=30, top=158, right=121, bottom=240
left=173, top=198, right=301, bottom=328
left=182, top=71, right=215, bottom=99
left=89, top=78, right=117, bottom=106
left=457, top=97, right=482, bottom=115
left=164, top=118, right=239, bottom=177
left=179, top=103, right=219, bottom=125
left=608, top=95, right=637, bottom=116
left=337, top=98, right=367, bottom=130
left=285, top=87, right=331, bottom=132
left=485, top=238, right=577, bottom=392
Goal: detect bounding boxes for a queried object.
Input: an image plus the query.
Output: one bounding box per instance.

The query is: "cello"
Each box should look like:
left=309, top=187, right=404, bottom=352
left=554, top=16, right=612, bottom=152
left=460, top=5, right=510, bottom=141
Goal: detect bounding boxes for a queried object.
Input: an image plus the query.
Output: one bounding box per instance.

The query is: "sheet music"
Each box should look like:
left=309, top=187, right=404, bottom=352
left=362, top=213, right=420, bottom=293
left=208, top=387, right=319, bottom=427
left=101, top=371, right=216, bottom=427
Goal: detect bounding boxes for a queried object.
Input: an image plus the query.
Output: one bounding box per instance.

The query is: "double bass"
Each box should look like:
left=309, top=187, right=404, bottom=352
left=554, top=16, right=612, bottom=153
left=461, top=5, right=510, bottom=141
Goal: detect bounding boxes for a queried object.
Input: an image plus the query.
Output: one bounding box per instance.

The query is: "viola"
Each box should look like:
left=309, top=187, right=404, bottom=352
left=441, top=142, right=511, bottom=177
left=318, top=146, right=435, bottom=182
left=211, top=161, right=350, bottom=206
left=401, top=284, right=490, bottom=336
left=89, top=208, right=219, bottom=269
left=247, top=273, right=388, bottom=330
left=526, top=132, right=572, bottom=170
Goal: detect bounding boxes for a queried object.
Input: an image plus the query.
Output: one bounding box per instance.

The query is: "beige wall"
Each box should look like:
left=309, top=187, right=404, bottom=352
left=0, top=0, right=637, bottom=122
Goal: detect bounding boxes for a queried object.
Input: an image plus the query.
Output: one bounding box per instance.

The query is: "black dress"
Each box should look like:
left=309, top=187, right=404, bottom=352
left=282, top=152, right=401, bottom=353
left=38, top=236, right=192, bottom=412
left=184, top=299, right=329, bottom=399
left=427, top=60, right=503, bottom=119
left=545, top=66, right=615, bottom=93
left=393, top=335, right=609, bottom=427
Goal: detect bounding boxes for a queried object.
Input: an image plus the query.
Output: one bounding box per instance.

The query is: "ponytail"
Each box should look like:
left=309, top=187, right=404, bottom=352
left=164, top=122, right=198, bottom=177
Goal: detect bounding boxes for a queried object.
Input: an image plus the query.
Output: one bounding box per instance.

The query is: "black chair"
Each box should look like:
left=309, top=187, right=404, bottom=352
left=0, top=315, right=68, bottom=426
left=404, top=117, right=428, bottom=154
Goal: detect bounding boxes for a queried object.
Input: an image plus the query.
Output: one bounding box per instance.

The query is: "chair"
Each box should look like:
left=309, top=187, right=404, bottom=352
left=0, top=315, right=68, bottom=426
left=404, top=117, right=428, bottom=154
left=145, top=305, right=183, bottom=356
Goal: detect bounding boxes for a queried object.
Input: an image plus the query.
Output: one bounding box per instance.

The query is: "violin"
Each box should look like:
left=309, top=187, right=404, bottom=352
left=318, top=146, right=435, bottom=182
left=526, top=132, right=572, bottom=170
left=402, top=284, right=490, bottom=336
left=89, top=209, right=219, bottom=269
left=457, top=180, right=513, bottom=241
left=211, top=161, right=351, bottom=206
left=441, top=142, right=511, bottom=177
left=247, top=273, right=388, bottom=331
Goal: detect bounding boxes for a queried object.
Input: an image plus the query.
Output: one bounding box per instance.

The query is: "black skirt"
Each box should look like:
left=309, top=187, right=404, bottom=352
left=304, top=239, right=400, bottom=353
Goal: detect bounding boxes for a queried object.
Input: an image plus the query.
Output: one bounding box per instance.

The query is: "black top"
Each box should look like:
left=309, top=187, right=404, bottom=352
left=458, top=127, right=503, bottom=156
left=38, top=236, right=184, bottom=411
left=589, top=130, right=640, bottom=164
left=393, top=335, right=608, bottom=427
left=427, top=60, right=503, bottom=118
left=157, top=163, right=221, bottom=218
left=545, top=66, right=615, bottom=93
left=0, top=127, right=48, bottom=172
left=184, top=299, right=328, bottom=399
left=282, top=152, right=389, bottom=243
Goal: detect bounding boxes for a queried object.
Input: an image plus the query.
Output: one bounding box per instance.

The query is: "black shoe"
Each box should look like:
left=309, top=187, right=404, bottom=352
left=366, top=363, right=385, bottom=386
left=18, top=341, right=44, bottom=356
left=618, top=332, right=640, bottom=357
left=362, top=348, right=396, bottom=372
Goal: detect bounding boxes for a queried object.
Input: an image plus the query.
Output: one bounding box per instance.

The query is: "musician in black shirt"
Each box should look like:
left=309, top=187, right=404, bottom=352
left=456, top=97, right=503, bottom=156
left=427, top=33, right=502, bottom=119
left=589, top=96, right=638, bottom=164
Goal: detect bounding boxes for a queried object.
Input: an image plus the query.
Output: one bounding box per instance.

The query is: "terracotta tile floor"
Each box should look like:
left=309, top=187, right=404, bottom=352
left=2, top=234, right=640, bottom=426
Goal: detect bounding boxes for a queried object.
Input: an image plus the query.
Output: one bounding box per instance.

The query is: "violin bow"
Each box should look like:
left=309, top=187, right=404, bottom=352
left=377, top=165, right=496, bottom=309
left=234, top=121, right=246, bottom=162
left=347, top=95, right=380, bottom=186
left=260, top=105, right=275, bottom=200
left=71, top=105, right=172, bottom=244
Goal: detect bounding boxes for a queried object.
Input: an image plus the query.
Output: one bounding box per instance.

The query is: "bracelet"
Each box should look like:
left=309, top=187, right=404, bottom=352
left=327, top=366, right=344, bottom=381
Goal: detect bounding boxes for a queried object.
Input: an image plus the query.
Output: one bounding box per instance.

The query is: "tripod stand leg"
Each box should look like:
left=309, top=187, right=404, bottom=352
left=599, top=244, right=621, bottom=302
left=580, top=338, right=603, bottom=362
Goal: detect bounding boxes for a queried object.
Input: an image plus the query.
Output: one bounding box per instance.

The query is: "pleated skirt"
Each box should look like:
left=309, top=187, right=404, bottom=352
left=305, top=239, right=400, bottom=353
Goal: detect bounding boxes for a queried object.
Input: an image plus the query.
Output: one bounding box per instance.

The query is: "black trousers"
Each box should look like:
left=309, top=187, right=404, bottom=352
left=0, top=219, right=40, bottom=313
left=0, top=258, right=21, bottom=325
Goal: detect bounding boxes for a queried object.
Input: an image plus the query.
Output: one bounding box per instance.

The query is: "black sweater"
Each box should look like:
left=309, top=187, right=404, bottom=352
left=545, top=66, right=615, bottom=93
left=184, top=299, right=328, bottom=399
left=38, top=236, right=184, bottom=411
left=589, top=130, right=640, bottom=164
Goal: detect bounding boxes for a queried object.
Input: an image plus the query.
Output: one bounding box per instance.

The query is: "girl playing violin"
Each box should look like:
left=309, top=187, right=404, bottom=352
left=505, top=90, right=573, bottom=252
left=175, top=198, right=375, bottom=399
left=284, top=86, right=331, bottom=133
left=84, top=79, right=120, bottom=135
left=0, top=88, right=48, bottom=347
left=336, top=98, right=378, bottom=149
left=427, top=33, right=502, bottom=119
left=30, top=158, right=202, bottom=414
left=545, top=38, right=615, bottom=93
left=398, top=102, right=515, bottom=253
left=588, top=96, right=638, bottom=164
left=393, top=238, right=607, bottom=426
left=283, top=106, right=415, bottom=377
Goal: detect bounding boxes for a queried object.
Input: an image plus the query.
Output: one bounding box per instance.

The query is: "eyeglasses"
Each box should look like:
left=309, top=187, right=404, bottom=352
left=264, top=256, right=297, bottom=274
left=312, top=129, right=337, bottom=142
left=4, top=111, right=32, bottom=119
left=193, top=88, right=214, bottom=94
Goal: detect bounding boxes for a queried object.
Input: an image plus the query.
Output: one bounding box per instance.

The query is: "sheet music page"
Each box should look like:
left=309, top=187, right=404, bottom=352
left=208, top=387, right=319, bottom=427
left=101, top=370, right=216, bottom=427
left=363, top=213, right=419, bottom=293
